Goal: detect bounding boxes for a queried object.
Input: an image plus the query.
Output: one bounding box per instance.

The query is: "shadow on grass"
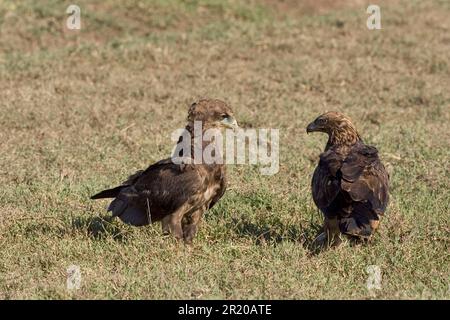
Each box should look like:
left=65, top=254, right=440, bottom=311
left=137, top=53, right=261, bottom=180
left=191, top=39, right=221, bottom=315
left=229, top=217, right=323, bottom=249
left=71, top=215, right=126, bottom=241
left=233, top=217, right=376, bottom=255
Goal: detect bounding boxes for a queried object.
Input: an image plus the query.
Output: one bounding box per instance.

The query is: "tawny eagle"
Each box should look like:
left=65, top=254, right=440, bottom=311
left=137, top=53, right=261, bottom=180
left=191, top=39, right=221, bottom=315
left=307, top=112, right=389, bottom=247
left=91, top=99, right=238, bottom=244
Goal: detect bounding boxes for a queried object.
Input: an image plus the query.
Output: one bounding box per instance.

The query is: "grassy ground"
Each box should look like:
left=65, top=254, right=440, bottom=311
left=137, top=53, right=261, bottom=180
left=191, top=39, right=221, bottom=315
left=0, top=0, right=449, bottom=299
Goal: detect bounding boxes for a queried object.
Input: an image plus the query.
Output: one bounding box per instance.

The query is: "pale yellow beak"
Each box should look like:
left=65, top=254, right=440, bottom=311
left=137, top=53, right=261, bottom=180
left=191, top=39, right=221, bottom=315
left=221, top=116, right=239, bottom=130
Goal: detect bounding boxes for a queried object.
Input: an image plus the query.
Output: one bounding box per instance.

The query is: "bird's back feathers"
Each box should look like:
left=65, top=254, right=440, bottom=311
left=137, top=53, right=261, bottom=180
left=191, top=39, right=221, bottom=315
left=312, top=141, right=389, bottom=238
left=91, top=157, right=226, bottom=227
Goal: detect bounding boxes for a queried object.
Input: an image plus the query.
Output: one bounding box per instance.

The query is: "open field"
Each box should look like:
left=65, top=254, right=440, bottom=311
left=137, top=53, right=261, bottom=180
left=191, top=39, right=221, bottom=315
left=0, top=0, right=449, bottom=299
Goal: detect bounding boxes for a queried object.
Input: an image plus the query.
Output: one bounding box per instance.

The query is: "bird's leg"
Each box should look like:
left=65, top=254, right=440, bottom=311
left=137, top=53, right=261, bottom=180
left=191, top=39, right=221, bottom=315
left=161, top=215, right=171, bottom=235
left=366, top=218, right=380, bottom=242
left=161, top=212, right=183, bottom=240
left=312, top=216, right=341, bottom=249
left=182, top=209, right=203, bottom=245
left=324, top=217, right=342, bottom=247
left=369, top=219, right=380, bottom=232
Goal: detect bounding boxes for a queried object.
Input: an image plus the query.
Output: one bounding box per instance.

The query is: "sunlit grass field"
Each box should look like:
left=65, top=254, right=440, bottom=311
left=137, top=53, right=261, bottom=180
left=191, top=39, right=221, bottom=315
left=0, top=0, right=449, bottom=299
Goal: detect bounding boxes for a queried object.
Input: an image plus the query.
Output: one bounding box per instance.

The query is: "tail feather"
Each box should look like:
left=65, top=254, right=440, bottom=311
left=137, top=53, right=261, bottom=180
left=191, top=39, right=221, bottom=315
left=108, top=197, right=150, bottom=226
left=90, top=186, right=124, bottom=199
left=339, top=204, right=379, bottom=239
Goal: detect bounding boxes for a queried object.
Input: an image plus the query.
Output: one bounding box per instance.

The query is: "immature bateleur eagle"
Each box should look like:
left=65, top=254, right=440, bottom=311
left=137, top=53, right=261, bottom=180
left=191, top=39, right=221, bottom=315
left=306, top=112, right=389, bottom=246
left=91, top=99, right=238, bottom=244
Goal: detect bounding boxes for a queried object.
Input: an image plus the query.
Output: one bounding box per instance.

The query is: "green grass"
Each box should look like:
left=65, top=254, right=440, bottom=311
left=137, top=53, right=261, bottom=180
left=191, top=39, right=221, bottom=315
left=0, top=0, right=449, bottom=299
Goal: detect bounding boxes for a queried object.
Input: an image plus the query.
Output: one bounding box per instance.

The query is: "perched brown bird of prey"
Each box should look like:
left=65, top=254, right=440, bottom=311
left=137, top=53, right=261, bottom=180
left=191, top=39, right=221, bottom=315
left=306, top=112, right=389, bottom=247
left=91, top=99, right=238, bottom=244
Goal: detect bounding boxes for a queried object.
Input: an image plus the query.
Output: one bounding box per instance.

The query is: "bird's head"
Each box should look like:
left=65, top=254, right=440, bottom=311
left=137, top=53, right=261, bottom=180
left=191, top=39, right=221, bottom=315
left=187, top=99, right=238, bottom=130
left=306, top=111, right=361, bottom=147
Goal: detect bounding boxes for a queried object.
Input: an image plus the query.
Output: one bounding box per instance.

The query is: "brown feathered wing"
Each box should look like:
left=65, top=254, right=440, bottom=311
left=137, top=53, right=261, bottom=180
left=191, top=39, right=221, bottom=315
left=312, top=142, right=389, bottom=237
left=91, top=158, right=221, bottom=226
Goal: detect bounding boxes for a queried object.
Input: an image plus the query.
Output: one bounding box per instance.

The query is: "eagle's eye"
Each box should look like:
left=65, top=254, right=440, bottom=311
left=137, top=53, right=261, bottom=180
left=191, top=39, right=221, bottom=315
left=317, top=118, right=328, bottom=125
left=221, top=113, right=229, bottom=119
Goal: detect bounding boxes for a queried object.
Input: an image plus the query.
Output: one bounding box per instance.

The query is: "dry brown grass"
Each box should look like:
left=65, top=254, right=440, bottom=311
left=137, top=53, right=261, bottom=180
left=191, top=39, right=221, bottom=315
left=0, top=0, right=449, bottom=299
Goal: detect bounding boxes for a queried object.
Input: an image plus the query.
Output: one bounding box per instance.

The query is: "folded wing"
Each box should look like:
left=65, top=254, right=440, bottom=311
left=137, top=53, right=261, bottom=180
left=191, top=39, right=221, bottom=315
left=91, top=158, right=204, bottom=226
left=312, top=143, right=389, bottom=237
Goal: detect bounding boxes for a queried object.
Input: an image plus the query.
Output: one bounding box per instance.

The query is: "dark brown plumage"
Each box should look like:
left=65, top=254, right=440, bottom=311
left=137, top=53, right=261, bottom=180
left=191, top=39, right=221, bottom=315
left=307, top=112, right=389, bottom=247
left=91, top=99, right=238, bottom=244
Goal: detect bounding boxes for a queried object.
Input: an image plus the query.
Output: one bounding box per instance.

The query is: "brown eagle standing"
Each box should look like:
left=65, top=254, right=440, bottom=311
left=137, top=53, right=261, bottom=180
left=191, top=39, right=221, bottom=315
left=91, top=99, right=238, bottom=244
left=306, top=112, right=389, bottom=247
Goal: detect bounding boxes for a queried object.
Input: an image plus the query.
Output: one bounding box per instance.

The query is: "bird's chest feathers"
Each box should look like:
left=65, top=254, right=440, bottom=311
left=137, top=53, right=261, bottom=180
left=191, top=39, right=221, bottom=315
left=203, top=183, right=220, bottom=201
left=199, top=165, right=225, bottom=202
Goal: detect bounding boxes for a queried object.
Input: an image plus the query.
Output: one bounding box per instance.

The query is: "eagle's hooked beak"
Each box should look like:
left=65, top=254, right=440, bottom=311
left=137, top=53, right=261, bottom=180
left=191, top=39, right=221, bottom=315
left=306, top=122, right=318, bottom=134
left=221, top=116, right=239, bottom=131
